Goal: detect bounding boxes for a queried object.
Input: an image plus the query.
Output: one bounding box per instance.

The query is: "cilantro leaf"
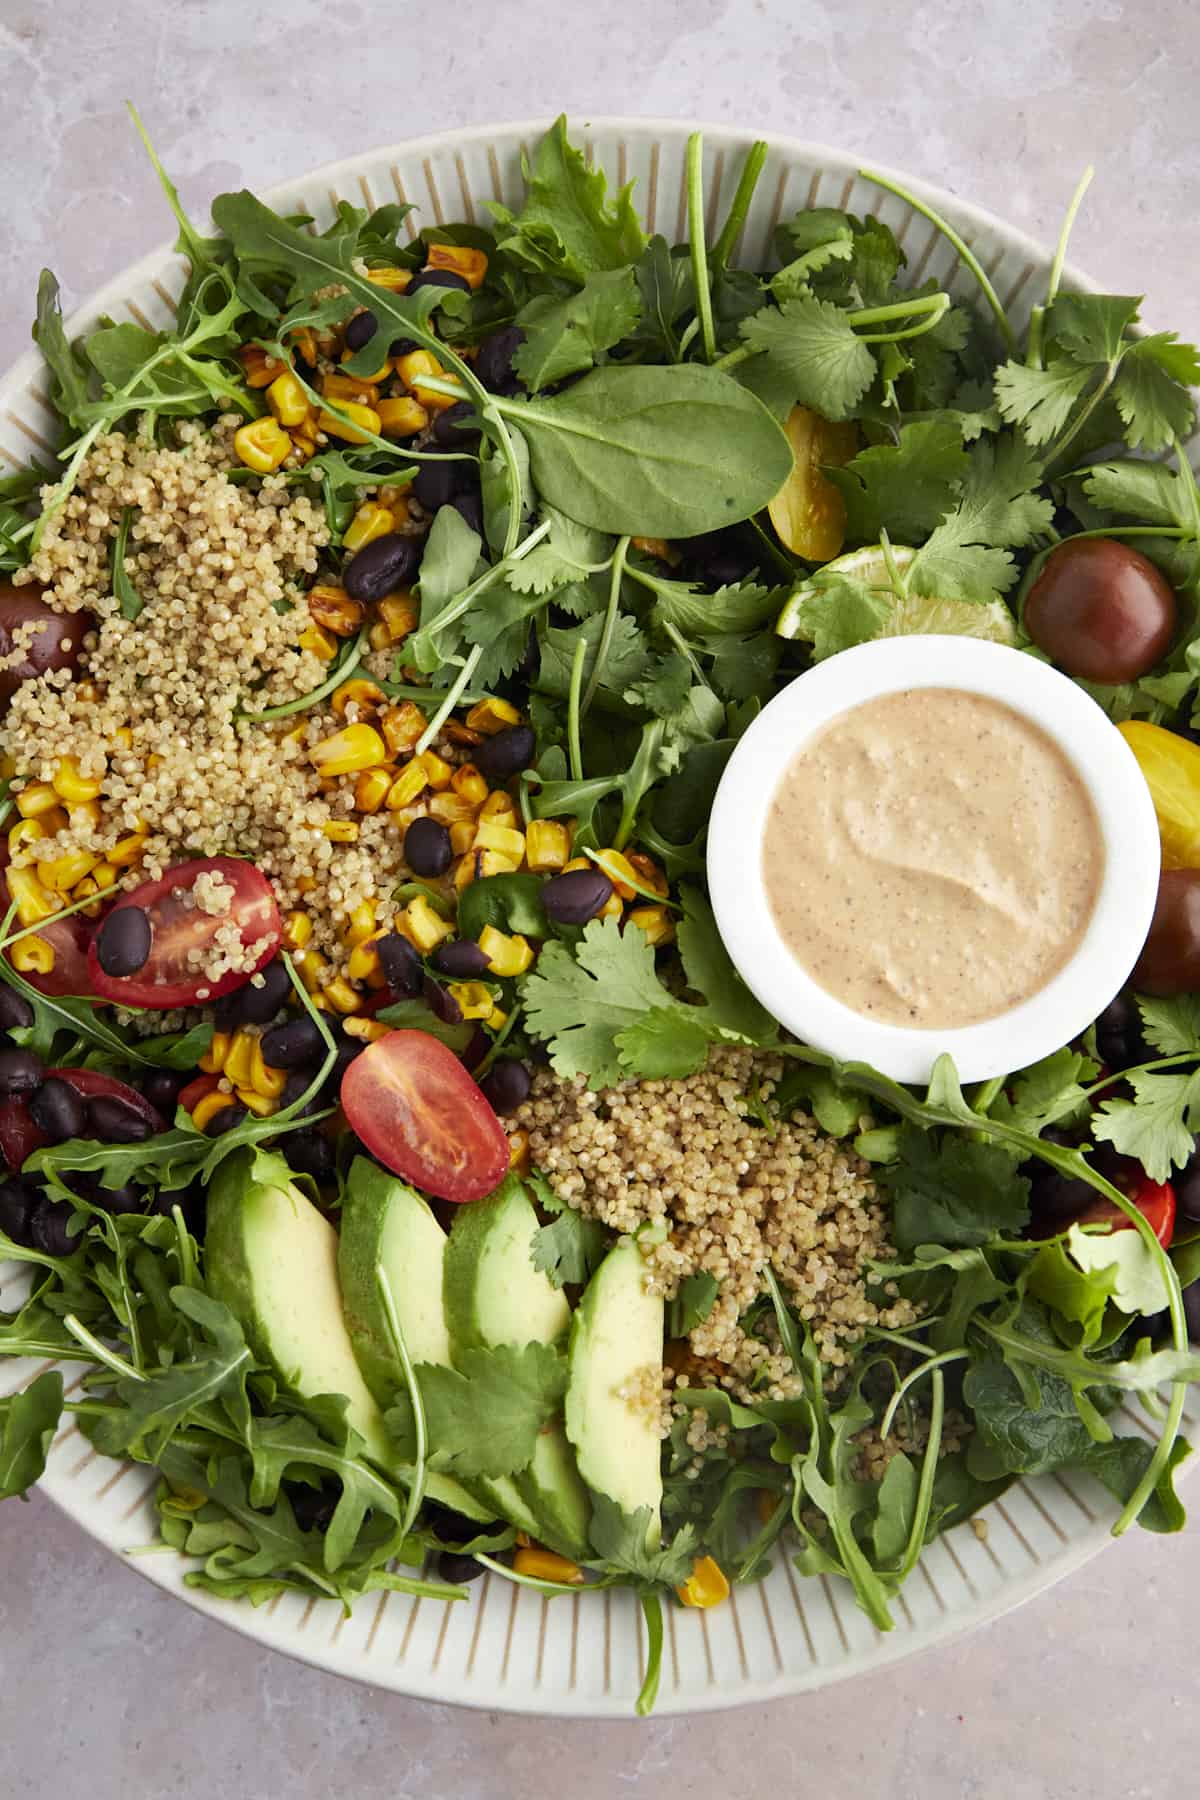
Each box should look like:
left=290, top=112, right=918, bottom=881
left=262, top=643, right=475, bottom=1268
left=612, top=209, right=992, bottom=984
left=392, top=1344, right=567, bottom=1480
left=667, top=1272, right=720, bottom=1338
left=987, top=1045, right=1098, bottom=1137
left=879, top=1130, right=1031, bottom=1250
left=488, top=115, right=646, bottom=284
left=503, top=505, right=613, bottom=598
left=513, top=268, right=642, bottom=390
left=993, top=357, right=1094, bottom=445
left=1091, top=1065, right=1200, bottom=1182
left=783, top=574, right=892, bottom=661
left=738, top=295, right=877, bottom=421
left=613, top=1006, right=717, bottom=1080
left=586, top=1490, right=699, bottom=1586
left=536, top=610, right=650, bottom=707
left=1113, top=336, right=1199, bottom=451
left=823, top=419, right=969, bottom=544
left=908, top=433, right=1053, bottom=600
left=530, top=1207, right=609, bottom=1289
left=1136, top=994, right=1200, bottom=1056
left=1080, top=460, right=1198, bottom=531
left=1051, top=293, right=1142, bottom=364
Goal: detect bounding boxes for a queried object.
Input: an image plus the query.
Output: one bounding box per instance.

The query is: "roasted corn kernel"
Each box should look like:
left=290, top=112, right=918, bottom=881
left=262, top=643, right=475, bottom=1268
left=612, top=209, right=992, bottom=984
left=51, top=756, right=104, bottom=804
left=450, top=763, right=489, bottom=806
left=378, top=593, right=418, bottom=641
left=365, top=265, right=412, bottom=292
left=342, top=1015, right=390, bottom=1042
left=37, top=849, right=100, bottom=893
left=299, top=623, right=338, bottom=661
left=448, top=980, right=495, bottom=1020
left=386, top=762, right=429, bottom=809
left=282, top=912, right=313, bottom=952
left=221, top=1030, right=258, bottom=1089
left=449, top=819, right=476, bottom=856
left=323, top=976, right=364, bottom=1013
left=107, top=834, right=147, bottom=867
left=346, top=940, right=382, bottom=983
left=234, top=417, right=292, bottom=473
left=376, top=396, right=429, bottom=439
left=628, top=904, right=675, bottom=947
left=472, top=820, right=525, bottom=861
left=11, top=935, right=54, bottom=975
left=677, top=1556, right=730, bottom=1609
left=380, top=702, right=428, bottom=756
left=266, top=371, right=311, bottom=428
left=593, top=849, right=640, bottom=900
left=507, top=1128, right=531, bottom=1174
left=524, top=819, right=571, bottom=871
left=466, top=696, right=522, bottom=735
left=317, top=402, right=381, bottom=444
left=332, top=678, right=386, bottom=719
left=428, top=792, right=478, bottom=824
left=323, top=820, right=360, bottom=843
left=238, top=345, right=285, bottom=388
left=308, top=585, right=365, bottom=637
left=7, top=867, right=58, bottom=925
left=394, top=348, right=455, bottom=411
left=343, top=503, right=395, bottom=554
left=310, top=724, right=387, bottom=778
left=626, top=852, right=669, bottom=898
left=418, top=749, right=454, bottom=790
left=397, top=895, right=453, bottom=952
left=478, top=925, right=534, bottom=978
left=477, top=791, right=518, bottom=827
left=15, top=782, right=60, bottom=820
left=321, top=371, right=380, bottom=407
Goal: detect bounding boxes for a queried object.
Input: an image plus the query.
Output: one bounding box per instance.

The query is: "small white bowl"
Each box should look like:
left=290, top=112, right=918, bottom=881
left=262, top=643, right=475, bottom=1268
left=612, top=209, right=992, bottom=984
left=707, top=635, right=1161, bottom=1084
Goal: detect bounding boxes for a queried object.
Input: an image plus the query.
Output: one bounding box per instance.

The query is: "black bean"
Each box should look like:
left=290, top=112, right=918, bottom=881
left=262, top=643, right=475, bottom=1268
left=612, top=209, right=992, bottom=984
left=343, top=533, right=421, bottom=604
left=412, top=461, right=464, bottom=512
left=87, top=1095, right=152, bottom=1143
left=140, top=1068, right=189, bottom=1115
left=480, top=1060, right=531, bottom=1115
left=344, top=310, right=378, bottom=351
left=280, top=1067, right=321, bottom=1114
left=432, top=401, right=481, bottom=449
left=404, top=816, right=453, bottom=878
left=261, top=1016, right=326, bottom=1069
left=423, top=975, right=463, bottom=1025
left=288, top=1479, right=341, bottom=1532
left=213, top=959, right=293, bottom=1029
left=30, top=1197, right=81, bottom=1256
left=461, top=1025, right=490, bottom=1071
left=377, top=930, right=423, bottom=998
left=424, top=1498, right=498, bottom=1542
left=452, top=488, right=485, bottom=538
left=542, top=867, right=614, bottom=925
left=284, top=1130, right=336, bottom=1183
left=407, top=269, right=472, bottom=297
left=28, top=1077, right=86, bottom=1144
left=95, top=906, right=152, bottom=979
left=681, top=527, right=757, bottom=589
left=388, top=335, right=417, bottom=358
left=203, top=1102, right=247, bottom=1138
left=1094, top=991, right=1147, bottom=1071
left=474, top=326, right=525, bottom=394
left=89, top=1179, right=145, bottom=1216
left=323, top=1037, right=363, bottom=1095
left=475, top=724, right=536, bottom=783
left=432, top=939, right=490, bottom=979
left=0, top=1046, right=44, bottom=1096
left=0, top=988, right=34, bottom=1033
left=0, top=1177, right=40, bottom=1246
left=438, top=1551, right=485, bottom=1583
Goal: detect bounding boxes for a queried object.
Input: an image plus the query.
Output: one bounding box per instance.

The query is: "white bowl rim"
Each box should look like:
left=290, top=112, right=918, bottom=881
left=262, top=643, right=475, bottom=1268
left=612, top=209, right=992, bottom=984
left=707, top=636, right=1161, bottom=1083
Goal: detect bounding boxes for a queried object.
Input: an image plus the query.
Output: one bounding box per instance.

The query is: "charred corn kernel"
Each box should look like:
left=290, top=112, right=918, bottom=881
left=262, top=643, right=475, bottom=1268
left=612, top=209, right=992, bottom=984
left=378, top=592, right=418, bottom=640
left=68, top=799, right=103, bottom=831
left=72, top=873, right=110, bottom=918
left=398, top=895, right=454, bottom=952
left=247, top=1041, right=285, bottom=1101
left=234, top=417, right=292, bottom=473
left=51, top=756, right=104, bottom=804
left=366, top=265, right=412, bottom=292
left=451, top=764, right=489, bottom=806
left=380, top=702, right=428, bottom=756
left=11, top=935, right=54, bottom=976
left=376, top=395, right=429, bottom=439
left=368, top=621, right=392, bottom=652
left=342, top=1015, right=390, bottom=1042
left=395, top=349, right=455, bottom=411
left=191, top=1090, right=234, bottom=1132
left=107, top=834, right=148, bottom=867
left=308, top=584, right=365, bottom=637
left=630, top=536, right=674, bottom=560
left=628, top=904, right=675, bottom=947
left=293, top=946, right=330, bottom=993
left=16, top=782, right=60, bottom=819
left=294, top=876, right=317, bottom=897
left=428, top=792, right=478, bottom=824
left=339, top=347, right=392, bottom=384
left=507, top=1128, right=531, bottom=1174
left=442, top=720, right=483, bottom=749
left=310, top=724, right=387, bottom=778
left=322, top=976, right=364, bottom=1014
left=317, top=402, right=381, bottom=444
left=512, top=1545, right=584, bottom=1584
left=449, top=819, right=476, bottom=856
left=234, top=1088, right=278, bottom=1118
left=677, top=1556, right=729, bottom=1609
left=323, top=820, right=360, bottom=843
left=346, top=940, right=382, bottom=983
left=524, top=819, right=570, bottom=871
left=386, top=762, right=429, bottom=809
left=344, top=901, right=377, bottom=947
left=466, top=696, right=522, bottom=735
left=417, top=749, right=453, bottom=790
left=626, top=852, right=669, bottom=897
left=222, top=1030, right=258, bottom=1089
left=37, top=849, right=99, bottom=892
left=320, top=371, right=381, bottom=407
left=283, top=911, right=313, bottom=950
left=352, top=768, right=392, bottom=818
left=472, top=820, right=525, bottom=861
left=288, top=426, right=319, bottom=464
left=199, top=1030, right=232, bottom=1075
left=599, top=889, right=624, bottom=921
left=448, top=980, right=494, bottom=1020
left=478, top=924, right=533, bottom=977
left=266, top=371, right=310, bottom=428
left=8, top=818, right=45, bottom=854
left=286, top=325, right=319, bottom=367
left=332, top=678, right=386, bottom=719
left=299, top=623, right=338, bottom=661
left=425, top=242, right=488, bottom=290
left=593, top=849, right=640, bottom=900
left=7, top=867, right=58, bottom=925
left=238, top=344, right=285, bottom=388
left=486, top=1006, right=508, bottom=1031
left=477, top=792, right=518, bottom=828
left=343, top=502, right=395, bottom=554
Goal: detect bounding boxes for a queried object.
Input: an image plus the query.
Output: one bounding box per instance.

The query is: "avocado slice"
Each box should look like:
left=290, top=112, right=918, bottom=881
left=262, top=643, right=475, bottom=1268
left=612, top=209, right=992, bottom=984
left=565, top=1237, right=664, bottom=1545
left=444, top=1177, right=590, bottom=1558
left=337, top=1155, right=528, bottom=1530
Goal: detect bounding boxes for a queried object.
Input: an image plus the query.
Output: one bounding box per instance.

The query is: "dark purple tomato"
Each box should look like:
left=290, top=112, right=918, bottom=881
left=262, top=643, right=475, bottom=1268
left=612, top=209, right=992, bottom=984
left=1131, top=870, right=1200, bottom=994
left=0, top=584, right=92, bottom=706
left=1024, top=538, right=1176, bottom=683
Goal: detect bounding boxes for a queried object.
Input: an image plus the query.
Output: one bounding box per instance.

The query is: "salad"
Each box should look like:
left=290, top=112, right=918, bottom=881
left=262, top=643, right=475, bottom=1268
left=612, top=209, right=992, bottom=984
left=0, top=111, right=1199, bottom=1716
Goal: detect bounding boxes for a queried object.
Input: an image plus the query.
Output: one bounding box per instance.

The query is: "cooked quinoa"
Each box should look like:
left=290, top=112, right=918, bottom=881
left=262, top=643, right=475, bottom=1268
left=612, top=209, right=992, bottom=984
left=515, top=1046, right=920, bottom=1406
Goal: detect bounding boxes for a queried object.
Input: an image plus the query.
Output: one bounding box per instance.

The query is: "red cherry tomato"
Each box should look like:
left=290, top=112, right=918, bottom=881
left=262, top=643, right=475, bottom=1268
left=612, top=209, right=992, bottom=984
left=340, top=1029, right=510, bottom=1203
left=0, top=1068, right=165, bottom=1170
left=1075, top=1172, right=1176, bottom=1248
left=0, top=847, right=97, bottom=999
left=87, top=857, right=282, bottom=1009
left=1024, top=538, right=1177, bottom=682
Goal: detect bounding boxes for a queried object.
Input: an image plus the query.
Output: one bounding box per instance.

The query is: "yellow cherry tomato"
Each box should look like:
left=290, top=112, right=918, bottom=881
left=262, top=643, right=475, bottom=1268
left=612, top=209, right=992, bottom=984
left=1118, top=720, right=1200, bottom=868
left=767, top=406, right=857, bottom=563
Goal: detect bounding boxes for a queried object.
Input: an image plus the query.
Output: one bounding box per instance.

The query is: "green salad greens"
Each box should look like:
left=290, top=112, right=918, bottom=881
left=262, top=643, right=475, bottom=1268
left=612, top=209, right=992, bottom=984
left=0, top=113, right=1198, bottom=1716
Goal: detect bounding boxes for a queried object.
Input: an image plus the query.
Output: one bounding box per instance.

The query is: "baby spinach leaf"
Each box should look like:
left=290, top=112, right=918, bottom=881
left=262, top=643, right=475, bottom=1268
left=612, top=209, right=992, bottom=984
left=0, top=1370, right=64, bottom=1498
left=372, top=999, right=473, bottom=1053
left=513, top=267, right=642, bottom=390
left=488, top=115, right=646, bottom=284
left=667, top=1271, right=720, bottom=1338
left=456, top=873, right=549, bottom=942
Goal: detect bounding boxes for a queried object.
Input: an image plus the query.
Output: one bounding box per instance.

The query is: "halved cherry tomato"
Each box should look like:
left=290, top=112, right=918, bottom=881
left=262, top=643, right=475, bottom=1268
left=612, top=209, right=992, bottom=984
left=0, top=1068, right=165, bottom=1170
left=1075, top=1172, right=1176, bottom=1249
left=86, top=857, right=282, bottom=1009
left=340, top=1029, right=510, bottom=1203
left=0, top=845, right=97, bottom=999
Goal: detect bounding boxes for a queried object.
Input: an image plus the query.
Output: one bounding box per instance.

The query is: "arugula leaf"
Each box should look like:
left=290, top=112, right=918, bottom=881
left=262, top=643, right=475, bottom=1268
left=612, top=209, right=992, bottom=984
left=667, top=1271, right=720, bottom=1337
left=513, top=268, right=642, bottom=390
left=390, top=1343, right=567, bottom=1479
left=0, top=1370, right=63, bottom=1498
left=738, top=295, right=878, bottom=421
left=880, top=1130, right=1031, bottom=1250
left=631, top=236, right=695, bottom=359
left=32, top=271, right=91, bottom=428
left=488, top=115, right=646, bottom=284
left=88, top=1287, right=254, bottom=1462
left=824, top=419, right=970, bottom=544
left=586, top=1490, right=698, bottom=1586
left=908, top=433, right=1053, bottom=600
left=1092, top=1066, right=1200, bottom=1182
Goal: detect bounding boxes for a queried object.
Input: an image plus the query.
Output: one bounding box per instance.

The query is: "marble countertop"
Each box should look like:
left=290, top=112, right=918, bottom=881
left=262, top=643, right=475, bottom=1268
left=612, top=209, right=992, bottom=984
left=1, top=1, right=1198, bottom=1792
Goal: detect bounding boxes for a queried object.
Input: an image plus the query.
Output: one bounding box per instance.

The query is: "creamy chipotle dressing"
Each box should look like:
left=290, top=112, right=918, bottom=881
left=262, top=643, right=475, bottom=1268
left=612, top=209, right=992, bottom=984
left=762, top=687, right=1105, bottom=1029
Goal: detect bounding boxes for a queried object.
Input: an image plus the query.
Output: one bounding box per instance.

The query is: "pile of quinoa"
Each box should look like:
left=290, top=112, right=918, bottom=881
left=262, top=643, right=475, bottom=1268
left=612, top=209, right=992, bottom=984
left=515, top=1046, right=920, bottom=1424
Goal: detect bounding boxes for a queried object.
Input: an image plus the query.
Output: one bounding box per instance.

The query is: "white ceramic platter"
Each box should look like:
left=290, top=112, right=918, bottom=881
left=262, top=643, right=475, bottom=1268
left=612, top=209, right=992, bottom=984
left=0, top=116, right=1195, bottom=1718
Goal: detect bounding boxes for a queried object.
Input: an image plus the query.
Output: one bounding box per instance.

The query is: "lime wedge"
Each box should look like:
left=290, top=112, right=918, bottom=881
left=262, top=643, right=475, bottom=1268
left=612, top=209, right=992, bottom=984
left=880, top=592, right=1018, bottom=645
left=775, top=544, right=916, bottom=641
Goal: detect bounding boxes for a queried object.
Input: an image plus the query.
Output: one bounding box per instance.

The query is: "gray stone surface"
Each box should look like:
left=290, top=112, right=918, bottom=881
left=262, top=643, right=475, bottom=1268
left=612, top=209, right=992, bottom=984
left=0, top=0, right=1197, bottom=1792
